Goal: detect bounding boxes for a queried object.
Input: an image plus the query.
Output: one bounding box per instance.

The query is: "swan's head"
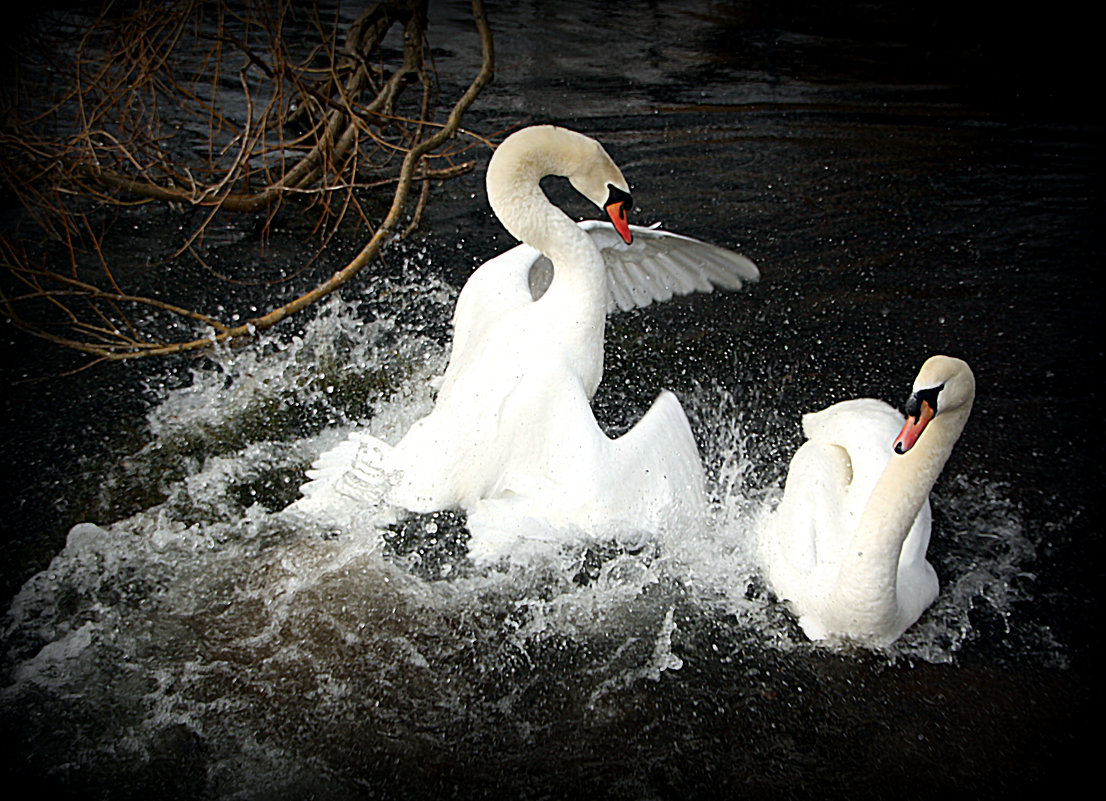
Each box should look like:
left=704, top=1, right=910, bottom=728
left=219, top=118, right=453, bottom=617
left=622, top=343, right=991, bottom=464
left=893, top=355, right=975, bottom=454
left=598, top=183, right=634, bottom=245
left=487, top=125, right=635, bottom=245
left=562, top=133, right=633, bottom=245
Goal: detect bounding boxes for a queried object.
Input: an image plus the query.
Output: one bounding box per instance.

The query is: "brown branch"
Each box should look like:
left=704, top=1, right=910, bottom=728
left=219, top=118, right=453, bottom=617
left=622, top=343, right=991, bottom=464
left=141, top=0, right=495, bottom=360
left=1, top=0, right=495, bottom=363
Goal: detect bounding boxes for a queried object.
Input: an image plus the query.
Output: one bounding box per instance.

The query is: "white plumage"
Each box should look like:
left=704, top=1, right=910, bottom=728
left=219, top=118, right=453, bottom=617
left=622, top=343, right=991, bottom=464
left=758, top=356, right=975, bottom=646
left=289, top=125, right=758, bottom=564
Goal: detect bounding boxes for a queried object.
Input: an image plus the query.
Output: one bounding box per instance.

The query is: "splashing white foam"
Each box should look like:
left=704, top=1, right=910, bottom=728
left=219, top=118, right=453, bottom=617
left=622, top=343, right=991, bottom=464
left=0, top=271, right=1049, bottom=797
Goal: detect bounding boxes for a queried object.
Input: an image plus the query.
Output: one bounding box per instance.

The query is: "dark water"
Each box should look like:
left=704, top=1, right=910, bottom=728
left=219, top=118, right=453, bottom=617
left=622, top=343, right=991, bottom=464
left=1, top=1, right=1101, bottom=798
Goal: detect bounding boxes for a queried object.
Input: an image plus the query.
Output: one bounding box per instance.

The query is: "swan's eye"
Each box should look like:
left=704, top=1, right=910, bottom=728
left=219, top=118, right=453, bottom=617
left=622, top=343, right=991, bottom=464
left=904, top=384, right=943, bottom=420
left=604, top=184, right=633, bottom=214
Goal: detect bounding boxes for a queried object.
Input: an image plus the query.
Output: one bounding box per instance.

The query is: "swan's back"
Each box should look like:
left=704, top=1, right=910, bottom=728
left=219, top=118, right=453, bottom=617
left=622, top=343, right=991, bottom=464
left=447, top=244, right=539, bottom=378
left=767, top=398, right=906, bottom=584
left=804, top=398, right=917, bottom=555
left=765, top=395, right=937, bottom=644
left=802, top=398, right=904, bottom=503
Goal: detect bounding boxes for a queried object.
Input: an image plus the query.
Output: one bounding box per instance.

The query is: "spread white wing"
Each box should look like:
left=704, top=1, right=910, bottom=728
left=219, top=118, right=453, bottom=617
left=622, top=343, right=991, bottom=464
left=527, top=221, right=759, bottom=311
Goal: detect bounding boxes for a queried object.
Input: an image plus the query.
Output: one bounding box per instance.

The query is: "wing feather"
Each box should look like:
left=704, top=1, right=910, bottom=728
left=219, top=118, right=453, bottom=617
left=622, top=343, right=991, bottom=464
left=605, top=256, right=639, bottom=312
left=578, top=220, right=759, bottom=313
left=475, top=220, right=759, bottom=318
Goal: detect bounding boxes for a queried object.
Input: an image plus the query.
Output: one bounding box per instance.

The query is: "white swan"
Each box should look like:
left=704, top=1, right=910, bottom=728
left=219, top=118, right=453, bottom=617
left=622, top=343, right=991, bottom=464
left=290, top=125, right=759, bottom=563
left=758, top=355, right=975, bottom=647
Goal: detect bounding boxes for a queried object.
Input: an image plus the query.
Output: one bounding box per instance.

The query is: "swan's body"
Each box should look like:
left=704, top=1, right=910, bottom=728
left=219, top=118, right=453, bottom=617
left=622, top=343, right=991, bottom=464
left=759, top=356, right=975, bottom=647
left=290, top=125, right=758, bottom=563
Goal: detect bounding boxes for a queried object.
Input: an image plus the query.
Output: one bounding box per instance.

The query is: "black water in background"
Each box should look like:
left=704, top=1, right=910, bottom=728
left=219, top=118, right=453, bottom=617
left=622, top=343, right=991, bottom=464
left=1, top=1, right=1102, bottom=798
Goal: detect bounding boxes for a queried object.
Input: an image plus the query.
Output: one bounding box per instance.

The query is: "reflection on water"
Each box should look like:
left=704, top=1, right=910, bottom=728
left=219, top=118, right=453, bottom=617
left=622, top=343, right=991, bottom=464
left=2, top=1, right=1099, bottom=797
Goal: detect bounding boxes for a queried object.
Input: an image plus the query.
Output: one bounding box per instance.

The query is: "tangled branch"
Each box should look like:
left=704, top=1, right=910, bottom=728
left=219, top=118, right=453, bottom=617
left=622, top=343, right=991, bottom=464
left=0, top=0, right=495, bottom=365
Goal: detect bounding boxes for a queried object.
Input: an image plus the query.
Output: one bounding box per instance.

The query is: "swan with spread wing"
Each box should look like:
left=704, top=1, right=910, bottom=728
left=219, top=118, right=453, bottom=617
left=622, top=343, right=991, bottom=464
left=290, top=125, right=759, bottom=563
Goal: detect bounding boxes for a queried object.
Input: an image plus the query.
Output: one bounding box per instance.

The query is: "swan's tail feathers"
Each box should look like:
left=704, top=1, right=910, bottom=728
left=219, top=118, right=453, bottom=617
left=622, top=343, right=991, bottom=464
left=285, top=431, right=398, bottom=532
left=614, top=390, right=709, bottom=526
left=463, top=391, right=707, bottom=566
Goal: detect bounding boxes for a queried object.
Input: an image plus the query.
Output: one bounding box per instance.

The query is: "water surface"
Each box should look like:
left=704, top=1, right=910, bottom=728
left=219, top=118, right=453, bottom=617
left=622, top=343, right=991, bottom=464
left=1, top=2, right=1100, bottom=798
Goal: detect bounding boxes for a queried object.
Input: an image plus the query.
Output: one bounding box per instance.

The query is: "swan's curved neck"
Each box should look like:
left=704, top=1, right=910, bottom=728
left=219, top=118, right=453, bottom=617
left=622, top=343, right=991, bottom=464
left=488, top=154, right=581, bottom=257
left=831, top=403, right=971, bottom=631
left=485, top=130, right=607, bottom=300
left=485, top=130, right=610, bottom=393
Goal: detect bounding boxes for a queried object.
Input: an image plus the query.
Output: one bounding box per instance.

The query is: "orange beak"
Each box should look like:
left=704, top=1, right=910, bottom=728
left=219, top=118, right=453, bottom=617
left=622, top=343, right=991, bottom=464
left=894, top=399, right=936, bottom=454
left=606, top=199, right=632, bottom=245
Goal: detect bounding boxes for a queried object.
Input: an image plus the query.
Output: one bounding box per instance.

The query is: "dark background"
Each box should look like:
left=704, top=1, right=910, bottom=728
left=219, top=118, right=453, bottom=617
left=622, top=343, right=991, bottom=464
left=1, top=1, right=1102, bottom=798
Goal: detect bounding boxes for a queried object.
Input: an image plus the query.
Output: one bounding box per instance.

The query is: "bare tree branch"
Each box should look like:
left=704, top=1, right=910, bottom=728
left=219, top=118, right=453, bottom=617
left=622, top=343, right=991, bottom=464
left=0, top=0, right=495, bottom=363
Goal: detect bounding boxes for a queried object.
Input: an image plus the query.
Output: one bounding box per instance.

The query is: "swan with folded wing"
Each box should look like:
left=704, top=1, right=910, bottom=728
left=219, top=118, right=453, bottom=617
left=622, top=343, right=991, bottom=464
left=758, top=355, right=975, bottom=646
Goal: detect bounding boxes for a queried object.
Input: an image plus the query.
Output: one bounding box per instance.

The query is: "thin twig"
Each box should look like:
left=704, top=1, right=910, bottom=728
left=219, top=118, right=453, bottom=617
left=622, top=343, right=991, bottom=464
left=1, top=0, right=494, bottom=363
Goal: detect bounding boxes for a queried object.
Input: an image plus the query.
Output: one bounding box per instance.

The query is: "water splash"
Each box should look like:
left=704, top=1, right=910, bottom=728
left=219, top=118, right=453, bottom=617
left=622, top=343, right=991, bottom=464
left=1, top=275, right=1050, bottom=797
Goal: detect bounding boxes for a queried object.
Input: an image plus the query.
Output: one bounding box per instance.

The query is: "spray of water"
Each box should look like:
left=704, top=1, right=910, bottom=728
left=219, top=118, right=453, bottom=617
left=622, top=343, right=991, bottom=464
left=1, top=262, right=1047, bottom=795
